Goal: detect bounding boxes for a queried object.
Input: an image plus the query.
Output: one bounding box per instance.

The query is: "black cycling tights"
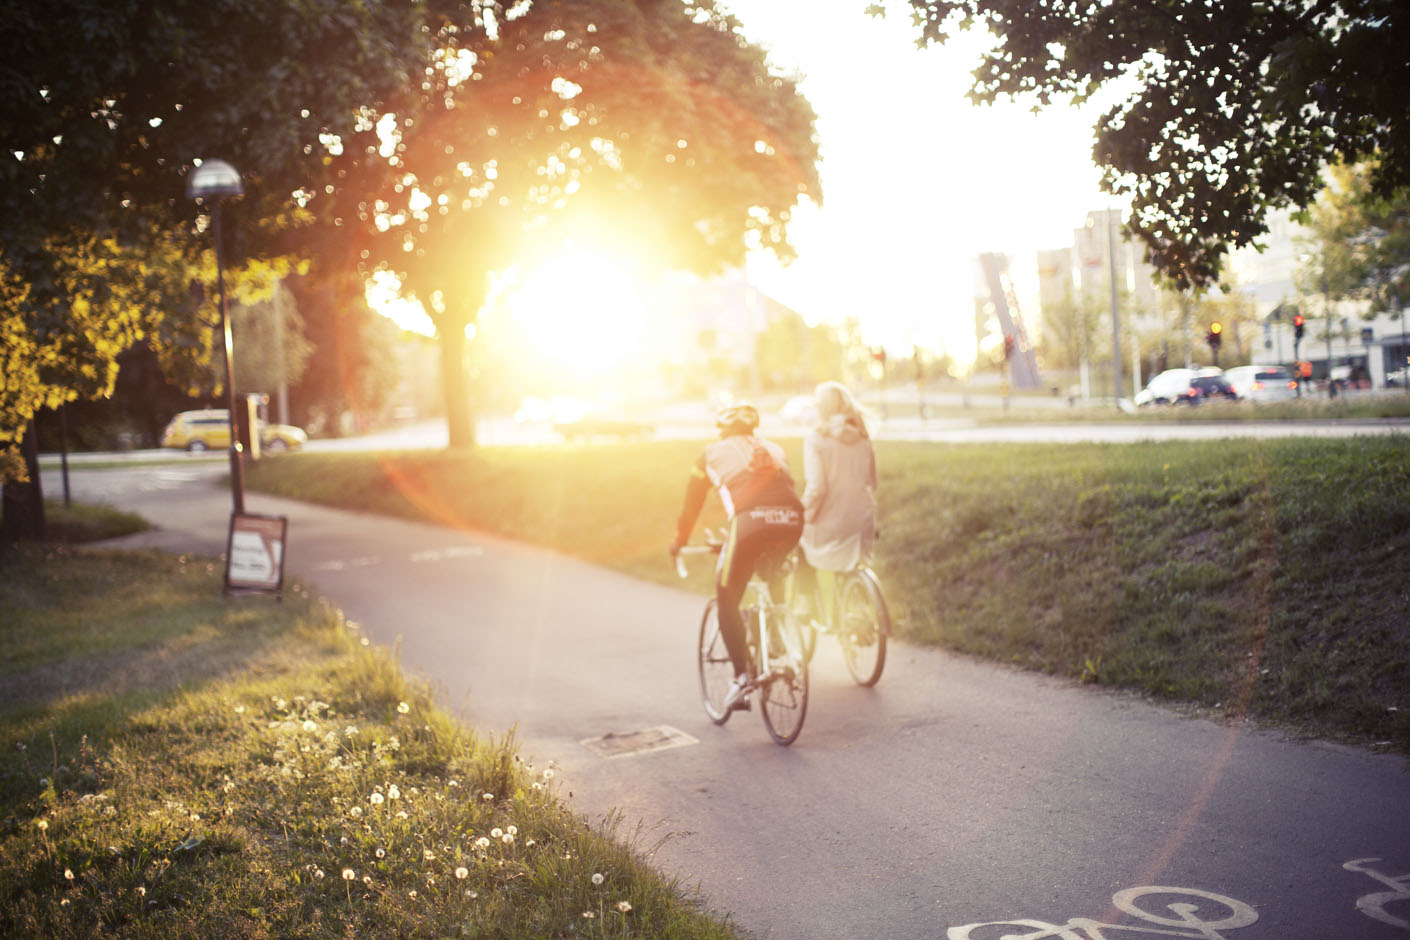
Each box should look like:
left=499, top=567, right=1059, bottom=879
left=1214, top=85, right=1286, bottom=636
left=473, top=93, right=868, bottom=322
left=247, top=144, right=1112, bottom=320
left=716, top=506, right=803, bottom=677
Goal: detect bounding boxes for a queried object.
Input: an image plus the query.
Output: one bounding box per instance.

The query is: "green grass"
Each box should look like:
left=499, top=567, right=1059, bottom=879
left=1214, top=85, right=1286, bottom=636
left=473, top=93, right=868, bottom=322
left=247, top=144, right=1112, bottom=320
left=245, top=437, right=1410, bottom=753
left=0, top=545, right=748, bottom=940
left=39, top=501, right=151, bottom=544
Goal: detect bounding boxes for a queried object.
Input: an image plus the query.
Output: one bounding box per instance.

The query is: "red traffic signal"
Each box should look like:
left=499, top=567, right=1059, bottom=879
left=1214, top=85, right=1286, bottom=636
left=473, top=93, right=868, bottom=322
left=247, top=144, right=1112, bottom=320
left=1293, top=313, right=1305, bottom=340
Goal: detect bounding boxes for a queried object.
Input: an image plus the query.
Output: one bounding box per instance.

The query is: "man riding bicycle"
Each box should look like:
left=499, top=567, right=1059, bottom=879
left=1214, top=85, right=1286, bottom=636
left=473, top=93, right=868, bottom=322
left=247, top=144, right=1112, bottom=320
left=669, top=402, right=804, bottom=713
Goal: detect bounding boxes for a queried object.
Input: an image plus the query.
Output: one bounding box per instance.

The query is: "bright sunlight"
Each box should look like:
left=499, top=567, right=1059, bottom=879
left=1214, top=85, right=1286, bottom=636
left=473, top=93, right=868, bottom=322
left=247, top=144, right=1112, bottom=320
left=492, top=249, right=659, bottom=390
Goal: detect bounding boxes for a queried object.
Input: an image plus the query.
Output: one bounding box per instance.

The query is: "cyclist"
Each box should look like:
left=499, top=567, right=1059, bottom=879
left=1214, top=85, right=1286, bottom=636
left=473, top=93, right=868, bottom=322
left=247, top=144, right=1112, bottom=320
left=794, top=381, right=877, bottom=624
left=669, top=402, right=803, bottom=713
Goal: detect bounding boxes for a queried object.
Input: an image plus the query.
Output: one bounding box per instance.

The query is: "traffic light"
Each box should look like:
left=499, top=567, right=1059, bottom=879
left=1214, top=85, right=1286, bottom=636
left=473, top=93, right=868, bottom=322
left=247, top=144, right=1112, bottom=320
left=1293, top=313, right=1305, bottom=340
left=1206, top=321, right=1222, bottom=353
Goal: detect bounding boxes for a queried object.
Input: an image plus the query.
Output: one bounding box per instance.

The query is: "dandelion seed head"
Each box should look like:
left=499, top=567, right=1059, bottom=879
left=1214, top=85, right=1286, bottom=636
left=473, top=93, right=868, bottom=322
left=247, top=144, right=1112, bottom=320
left=424, top=849, right=435, bottom=861
left=137, top=885, right=147, bottom=895
left=491, top=828, right=503, bottom=839
left=617, top=900, right=632, bottom=913
left=35, top=820, right=47, bottom=831
left=502, top=832, right=514, bottom=845
left=482, top=792, right=494, bottom=802
left=342, top=868, right=356, bottom=881
left=363, top=875, right=372, bottom=885
left=466, top=889, right=478, bottom=899
left=397, top=701, right=410, bottom=714
left=369, top=792, right=384, bottom=805
left=475, top=837, right=490, bottom=849
left=507, top=825, right=517, bottom=836
left=302, top=720, right=317, bottom=732
left=592, top=872, right=604, bottom=885
left=582, top=910, right=596, bottom=919
left=64, top=868, right=74, bottom=880
left=314, top=869, right=324, bottom=879
left=542, top=768, right=555, bottom=780
left=395, top=810, right=408, bottom=819
left=387, top=784, right=400, bottom=800
left=455, top=866, right=469, bottom=879
left=376, top=848, right=386, bottom=859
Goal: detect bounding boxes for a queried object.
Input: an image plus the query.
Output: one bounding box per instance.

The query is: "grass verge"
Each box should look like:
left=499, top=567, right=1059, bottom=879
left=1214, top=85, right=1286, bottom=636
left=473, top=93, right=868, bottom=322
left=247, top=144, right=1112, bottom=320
left=0, top=545, right=747, bottom=940
left=244, top=436, right=1410, bottom=753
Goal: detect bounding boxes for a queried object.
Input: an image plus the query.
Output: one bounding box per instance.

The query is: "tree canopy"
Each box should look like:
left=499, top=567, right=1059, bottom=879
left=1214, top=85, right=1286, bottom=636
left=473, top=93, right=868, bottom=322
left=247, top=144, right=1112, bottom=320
left=898, top=0, right=1410, bottom=291
left=0, top=0, right=433, bottom=488
left=340, top=0, right=822, bottom=444
left=1297, top=160, right=1410, bottom=313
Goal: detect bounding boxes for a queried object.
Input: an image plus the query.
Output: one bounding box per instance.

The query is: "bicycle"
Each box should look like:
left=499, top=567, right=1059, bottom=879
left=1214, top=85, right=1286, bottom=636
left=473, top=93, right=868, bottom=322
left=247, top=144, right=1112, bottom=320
left=794, top=561, right=891, bottom=687
left=675, top=540, right=810, bottom=745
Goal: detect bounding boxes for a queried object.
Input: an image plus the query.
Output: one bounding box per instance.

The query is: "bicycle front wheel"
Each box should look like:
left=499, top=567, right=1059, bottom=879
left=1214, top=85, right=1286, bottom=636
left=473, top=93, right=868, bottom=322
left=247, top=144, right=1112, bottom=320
left=838, top=569, right=889, bottom=687
left=698, top=599, right=734, bottom=725
left=759, top=611, right=809, bottom=745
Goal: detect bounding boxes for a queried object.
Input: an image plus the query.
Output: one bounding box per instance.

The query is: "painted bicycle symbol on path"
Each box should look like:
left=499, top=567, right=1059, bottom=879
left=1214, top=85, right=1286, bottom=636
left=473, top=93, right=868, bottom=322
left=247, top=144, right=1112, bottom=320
left=1345, top=858, right=1410, bottom=930
left=947, top=885, right=1258, bottom=940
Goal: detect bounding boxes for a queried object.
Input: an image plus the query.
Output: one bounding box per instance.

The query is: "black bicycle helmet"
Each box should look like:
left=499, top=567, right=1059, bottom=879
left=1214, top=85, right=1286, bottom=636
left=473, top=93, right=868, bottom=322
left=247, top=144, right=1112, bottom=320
left=715, top=401, right=760, bottom=434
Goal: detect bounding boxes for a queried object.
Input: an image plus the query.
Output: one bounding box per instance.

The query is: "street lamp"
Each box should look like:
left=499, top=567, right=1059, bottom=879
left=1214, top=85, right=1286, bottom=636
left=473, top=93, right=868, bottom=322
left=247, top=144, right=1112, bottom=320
left=188, top=158, right=246, bottom=513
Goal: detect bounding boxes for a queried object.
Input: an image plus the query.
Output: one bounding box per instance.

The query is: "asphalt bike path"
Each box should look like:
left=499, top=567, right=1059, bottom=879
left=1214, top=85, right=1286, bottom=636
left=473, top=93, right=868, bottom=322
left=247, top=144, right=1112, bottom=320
left=46, top=462, right=1410, bottom=940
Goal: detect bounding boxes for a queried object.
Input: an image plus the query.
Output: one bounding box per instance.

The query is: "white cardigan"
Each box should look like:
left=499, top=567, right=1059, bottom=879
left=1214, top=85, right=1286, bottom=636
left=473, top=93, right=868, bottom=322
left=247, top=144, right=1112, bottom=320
left=800, top=415, right=877, bottom=571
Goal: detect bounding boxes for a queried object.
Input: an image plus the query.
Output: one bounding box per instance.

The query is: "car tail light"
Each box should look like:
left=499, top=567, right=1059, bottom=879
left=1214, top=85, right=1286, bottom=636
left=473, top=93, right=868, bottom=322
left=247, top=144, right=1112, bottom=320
left=1251, top=381, right=1264, bottom=391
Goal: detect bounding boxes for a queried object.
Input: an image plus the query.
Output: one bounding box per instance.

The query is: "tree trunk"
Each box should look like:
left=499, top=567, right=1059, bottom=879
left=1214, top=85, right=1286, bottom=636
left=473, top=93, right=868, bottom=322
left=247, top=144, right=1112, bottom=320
left=439, top=318, right=476, bottom=449
left=1, top=422, right=46, bottom=546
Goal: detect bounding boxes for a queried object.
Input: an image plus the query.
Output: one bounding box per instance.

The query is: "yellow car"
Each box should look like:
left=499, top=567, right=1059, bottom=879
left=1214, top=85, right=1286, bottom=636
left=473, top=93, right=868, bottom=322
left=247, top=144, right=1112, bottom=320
left=161, top=409, right=307, bottom=453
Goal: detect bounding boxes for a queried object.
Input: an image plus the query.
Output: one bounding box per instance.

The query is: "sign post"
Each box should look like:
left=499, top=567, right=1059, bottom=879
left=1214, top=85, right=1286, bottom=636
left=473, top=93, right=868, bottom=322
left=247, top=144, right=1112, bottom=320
left=225, top=512, right=289, bottom=598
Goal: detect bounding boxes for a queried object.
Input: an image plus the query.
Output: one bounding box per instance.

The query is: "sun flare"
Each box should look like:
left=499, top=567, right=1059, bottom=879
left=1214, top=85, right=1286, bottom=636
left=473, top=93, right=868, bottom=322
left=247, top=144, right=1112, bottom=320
left=498, top=249, right=655, bottom=383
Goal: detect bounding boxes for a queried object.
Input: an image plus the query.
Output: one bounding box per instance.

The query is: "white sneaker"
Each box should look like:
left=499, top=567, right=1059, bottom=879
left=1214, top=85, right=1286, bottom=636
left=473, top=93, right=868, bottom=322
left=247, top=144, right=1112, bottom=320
left=722, top=674, right=752, bottom=712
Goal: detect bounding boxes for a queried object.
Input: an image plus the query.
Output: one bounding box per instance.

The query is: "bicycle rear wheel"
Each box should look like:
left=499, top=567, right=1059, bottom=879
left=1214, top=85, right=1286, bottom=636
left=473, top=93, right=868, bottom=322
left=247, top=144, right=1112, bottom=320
left=838, top=569, right=889, bottom=687
left=698, top=599, right=735, bottom=724
left=758, top=611, right=809, bottom=745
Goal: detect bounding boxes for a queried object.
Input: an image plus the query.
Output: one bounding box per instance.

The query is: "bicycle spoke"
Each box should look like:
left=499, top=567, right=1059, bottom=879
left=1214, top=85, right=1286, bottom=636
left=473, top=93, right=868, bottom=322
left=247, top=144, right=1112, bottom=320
left=697, top=600, right=735, bottom=725
left=759, top=614, right=808, bottom=745
left=839, top=571, right=889, bottom=687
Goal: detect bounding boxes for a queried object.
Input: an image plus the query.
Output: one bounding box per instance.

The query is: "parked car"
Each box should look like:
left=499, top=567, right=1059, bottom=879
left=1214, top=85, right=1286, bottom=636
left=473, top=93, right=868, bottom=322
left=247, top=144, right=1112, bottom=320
left=1223, top=365, right=1298, bottom=402
left=1134, top=368, right=1201, bottom=406
left=161, top=409, right=307, bottom=453
left=1189, top=372, right=1238, bottom=401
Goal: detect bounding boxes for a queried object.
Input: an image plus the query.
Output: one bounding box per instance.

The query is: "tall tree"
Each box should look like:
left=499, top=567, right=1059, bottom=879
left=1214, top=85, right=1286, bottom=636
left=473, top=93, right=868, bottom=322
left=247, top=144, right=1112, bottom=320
left=896, top=0, right=1410, bottom=291
left=1298, top=160, right=1410, bottom=314
left=0, top=0, right=434, bottom=540
left=346, top=0, right=822, bottom=446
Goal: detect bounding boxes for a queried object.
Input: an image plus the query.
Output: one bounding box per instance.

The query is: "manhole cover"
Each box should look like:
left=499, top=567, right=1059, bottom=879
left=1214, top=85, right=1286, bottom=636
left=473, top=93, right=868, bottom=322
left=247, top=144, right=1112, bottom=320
left=580, top=725, right=698, bottom=759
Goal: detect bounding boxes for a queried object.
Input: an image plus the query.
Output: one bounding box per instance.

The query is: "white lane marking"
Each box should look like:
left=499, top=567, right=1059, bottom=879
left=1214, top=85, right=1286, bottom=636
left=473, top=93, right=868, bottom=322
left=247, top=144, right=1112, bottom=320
left=311, top=545, right=483, bottom=572
left=1344, top=858, right=1410, bottom=929
left=946, top=886, right=1258, bottom=939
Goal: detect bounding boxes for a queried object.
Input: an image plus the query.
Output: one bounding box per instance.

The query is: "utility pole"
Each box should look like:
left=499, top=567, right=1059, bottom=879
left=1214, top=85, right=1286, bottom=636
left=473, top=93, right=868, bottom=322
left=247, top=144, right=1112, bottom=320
left=1324, top=272, right=1335, bottom=398
left=1106, top=207, right=1122, bottom=408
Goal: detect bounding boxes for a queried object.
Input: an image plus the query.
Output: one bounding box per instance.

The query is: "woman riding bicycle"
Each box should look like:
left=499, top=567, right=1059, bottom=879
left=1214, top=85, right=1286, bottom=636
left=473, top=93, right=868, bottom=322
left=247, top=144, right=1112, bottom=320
left=669, top=402, right=803, bottom=713
left=794, top=381, right=877, bottom=625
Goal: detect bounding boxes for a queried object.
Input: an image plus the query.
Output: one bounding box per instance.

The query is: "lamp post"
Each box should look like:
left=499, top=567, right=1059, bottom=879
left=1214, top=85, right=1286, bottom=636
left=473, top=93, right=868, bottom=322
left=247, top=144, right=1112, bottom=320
left=187, top=158, right=245, bottom=513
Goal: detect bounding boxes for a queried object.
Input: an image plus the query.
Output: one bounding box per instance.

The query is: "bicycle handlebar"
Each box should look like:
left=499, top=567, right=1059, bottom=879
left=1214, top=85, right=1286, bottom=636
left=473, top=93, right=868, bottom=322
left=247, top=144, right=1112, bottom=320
left=674, top=543, right=721, bottom=579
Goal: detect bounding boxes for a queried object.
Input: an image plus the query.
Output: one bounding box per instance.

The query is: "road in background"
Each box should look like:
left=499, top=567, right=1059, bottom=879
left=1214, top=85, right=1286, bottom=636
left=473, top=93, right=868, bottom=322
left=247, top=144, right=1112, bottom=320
left=41, top=462, right=1410, bottom=940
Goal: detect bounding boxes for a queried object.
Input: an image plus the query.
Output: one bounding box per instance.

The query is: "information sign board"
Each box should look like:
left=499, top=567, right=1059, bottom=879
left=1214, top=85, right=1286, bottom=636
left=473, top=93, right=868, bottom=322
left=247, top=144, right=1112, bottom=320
left=224, top=512, right=288, bottom=596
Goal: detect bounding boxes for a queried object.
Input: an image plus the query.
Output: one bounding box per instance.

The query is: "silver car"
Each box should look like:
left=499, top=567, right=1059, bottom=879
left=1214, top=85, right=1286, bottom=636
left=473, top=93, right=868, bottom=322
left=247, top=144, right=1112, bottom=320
left=1224, top=365, right=1298, bottom=402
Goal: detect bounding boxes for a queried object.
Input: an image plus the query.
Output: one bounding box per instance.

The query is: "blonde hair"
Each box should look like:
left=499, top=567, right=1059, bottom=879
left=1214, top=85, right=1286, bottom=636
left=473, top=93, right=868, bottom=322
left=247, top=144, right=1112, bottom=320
left=814, top=381, right=869, bottom=436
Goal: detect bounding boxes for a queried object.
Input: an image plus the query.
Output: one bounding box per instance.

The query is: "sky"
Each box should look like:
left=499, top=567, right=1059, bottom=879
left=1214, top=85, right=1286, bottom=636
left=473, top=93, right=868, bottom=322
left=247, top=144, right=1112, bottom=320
left=371, top=1, right=1121, bottom=371
left=723, top=0, right=1115, bottom=362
